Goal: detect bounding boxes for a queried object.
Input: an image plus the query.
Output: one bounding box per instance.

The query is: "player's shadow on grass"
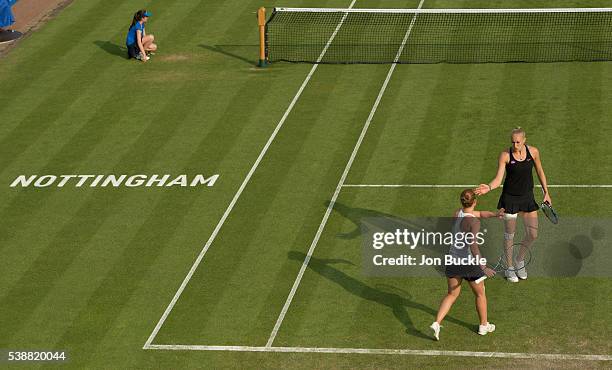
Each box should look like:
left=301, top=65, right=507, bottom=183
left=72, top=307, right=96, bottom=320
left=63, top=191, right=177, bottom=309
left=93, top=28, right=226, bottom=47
left=94, top=40, right=126, bottom=58
left=328, top=201, right=407, bottom=240
left=288, top=251, right=475, bottom=339
left=199, top=44, right=257, bottom=65
left=327, top=201, right=448, bottom=276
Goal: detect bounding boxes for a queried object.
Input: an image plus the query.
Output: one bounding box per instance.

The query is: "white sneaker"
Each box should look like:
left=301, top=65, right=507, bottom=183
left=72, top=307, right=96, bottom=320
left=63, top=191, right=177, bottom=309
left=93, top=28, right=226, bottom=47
left=505, top=269, right=519, bottom=283
left=478, top=322, right=496, bottom=335
left=430, top=322, right=441, bottom=341
left=516, top=260, right=527, bottom=280
left=136, top=53, right=149, bottom=61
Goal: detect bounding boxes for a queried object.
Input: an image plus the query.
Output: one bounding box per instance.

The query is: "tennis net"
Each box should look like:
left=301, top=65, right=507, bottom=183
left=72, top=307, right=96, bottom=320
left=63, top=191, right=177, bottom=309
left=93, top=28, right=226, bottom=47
left=264, top=7, right=612, bottom=64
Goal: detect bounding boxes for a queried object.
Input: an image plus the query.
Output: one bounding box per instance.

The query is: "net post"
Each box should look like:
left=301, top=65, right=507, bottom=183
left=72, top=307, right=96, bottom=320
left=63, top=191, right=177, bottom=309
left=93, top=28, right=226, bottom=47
left=257, top=7, right=268, bottom=67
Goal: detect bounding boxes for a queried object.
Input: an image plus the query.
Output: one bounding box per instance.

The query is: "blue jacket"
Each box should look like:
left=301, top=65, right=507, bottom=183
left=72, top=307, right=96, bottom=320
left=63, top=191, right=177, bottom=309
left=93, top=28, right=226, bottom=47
left=126, top=22, right=145, bottom=46
left=0, top=0, right=18, bottom=28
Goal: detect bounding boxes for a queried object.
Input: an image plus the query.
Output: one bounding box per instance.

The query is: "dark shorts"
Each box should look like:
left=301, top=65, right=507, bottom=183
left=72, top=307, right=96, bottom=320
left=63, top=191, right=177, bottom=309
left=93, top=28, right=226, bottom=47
left=127, top=43, right=140, bottom=59
left=445, top=264, right=485, bottom=281
left=497, top=191, right=539, bottom=214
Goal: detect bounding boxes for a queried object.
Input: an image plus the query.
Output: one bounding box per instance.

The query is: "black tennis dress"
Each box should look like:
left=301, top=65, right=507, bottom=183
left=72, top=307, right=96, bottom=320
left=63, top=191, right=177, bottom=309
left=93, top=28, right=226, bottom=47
left=497, top=145, right=540, bottom=214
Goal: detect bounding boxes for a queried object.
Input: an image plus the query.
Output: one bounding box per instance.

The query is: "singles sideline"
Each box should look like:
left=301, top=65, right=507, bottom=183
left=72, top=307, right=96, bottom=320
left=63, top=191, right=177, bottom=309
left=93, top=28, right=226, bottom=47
left=10, top=174, right=219, bottom=188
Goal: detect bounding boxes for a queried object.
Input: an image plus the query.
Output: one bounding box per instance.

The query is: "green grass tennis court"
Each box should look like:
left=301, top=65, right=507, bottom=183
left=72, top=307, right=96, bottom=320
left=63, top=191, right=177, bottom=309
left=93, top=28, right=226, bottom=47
left=1, top=0, right=611, bottom=368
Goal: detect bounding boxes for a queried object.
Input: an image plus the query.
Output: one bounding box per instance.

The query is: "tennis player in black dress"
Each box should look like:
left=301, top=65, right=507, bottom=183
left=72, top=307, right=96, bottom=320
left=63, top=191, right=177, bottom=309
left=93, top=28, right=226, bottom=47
left=475, top=127, right=551, bottom=282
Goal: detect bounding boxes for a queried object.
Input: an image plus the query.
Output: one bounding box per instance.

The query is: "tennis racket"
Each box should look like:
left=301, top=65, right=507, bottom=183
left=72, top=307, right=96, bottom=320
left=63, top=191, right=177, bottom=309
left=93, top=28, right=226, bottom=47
left=540, top=187, right=558, bottom=224
left=541, top=201, right=558, bottom=224
left=475, top=242, right=532, bottom=283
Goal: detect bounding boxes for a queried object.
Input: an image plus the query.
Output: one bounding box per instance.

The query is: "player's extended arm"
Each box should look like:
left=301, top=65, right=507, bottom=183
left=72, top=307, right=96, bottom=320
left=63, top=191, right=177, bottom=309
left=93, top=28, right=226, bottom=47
left=473, top=210, right=503, bottom=219
left=475, top=151, right=507, bottom=195
left=532, top=147, right=552, bottom=204
left=467, top=219, right=495, bottom=277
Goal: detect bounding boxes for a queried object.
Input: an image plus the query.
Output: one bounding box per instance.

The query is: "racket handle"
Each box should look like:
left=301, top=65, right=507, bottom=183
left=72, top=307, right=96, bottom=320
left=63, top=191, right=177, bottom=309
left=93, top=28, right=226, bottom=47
left=475, top=276, right=487, bottom=284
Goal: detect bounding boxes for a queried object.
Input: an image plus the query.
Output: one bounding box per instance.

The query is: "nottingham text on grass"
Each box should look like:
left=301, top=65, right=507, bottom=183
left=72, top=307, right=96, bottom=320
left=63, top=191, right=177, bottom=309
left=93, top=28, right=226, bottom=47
left=10, top=174, right=219, bottom=188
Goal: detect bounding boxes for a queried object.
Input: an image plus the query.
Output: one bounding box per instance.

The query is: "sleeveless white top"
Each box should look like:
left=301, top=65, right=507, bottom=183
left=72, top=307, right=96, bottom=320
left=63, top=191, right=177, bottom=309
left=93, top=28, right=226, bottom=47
left=449, top=209, right=475, bottom=258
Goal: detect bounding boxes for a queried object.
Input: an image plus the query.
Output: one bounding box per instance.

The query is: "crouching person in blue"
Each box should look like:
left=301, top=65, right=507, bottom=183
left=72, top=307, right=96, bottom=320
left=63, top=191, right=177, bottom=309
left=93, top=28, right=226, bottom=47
left=126, top=9, right=157, bottom=62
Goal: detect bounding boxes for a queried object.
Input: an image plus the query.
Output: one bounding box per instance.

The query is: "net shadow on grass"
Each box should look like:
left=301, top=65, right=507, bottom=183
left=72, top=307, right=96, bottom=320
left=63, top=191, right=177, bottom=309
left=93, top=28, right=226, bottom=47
left=288, top=251, right=476, bottom=339
left=199, top=44, right=257, bottom=65
left=94, top=40, right=126, bottom=58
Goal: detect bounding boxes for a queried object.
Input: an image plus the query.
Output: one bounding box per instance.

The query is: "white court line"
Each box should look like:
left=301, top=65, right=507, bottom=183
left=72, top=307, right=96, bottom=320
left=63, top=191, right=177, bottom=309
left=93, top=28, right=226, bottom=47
left=266, top=0, right=427, bottom=348
left=145, top=344, right=612, bottom=361
left=344, top=184, right=476, bottom=188
left=143, top=0, right=358, bottom=349
left=342, top=184, right=612, bottom=188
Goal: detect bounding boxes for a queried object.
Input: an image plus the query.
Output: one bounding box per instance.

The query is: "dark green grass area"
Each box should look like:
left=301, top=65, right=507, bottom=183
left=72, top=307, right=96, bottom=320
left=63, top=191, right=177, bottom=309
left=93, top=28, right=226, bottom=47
left=1, top=0, right=612, bottom=368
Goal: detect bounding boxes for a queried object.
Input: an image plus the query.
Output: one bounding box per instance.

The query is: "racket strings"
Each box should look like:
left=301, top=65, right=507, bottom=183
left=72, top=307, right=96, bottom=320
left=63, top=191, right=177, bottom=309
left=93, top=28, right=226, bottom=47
left=541, top=202, right=559, bottom=224
left=495, top=242, right=532, bottom=272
